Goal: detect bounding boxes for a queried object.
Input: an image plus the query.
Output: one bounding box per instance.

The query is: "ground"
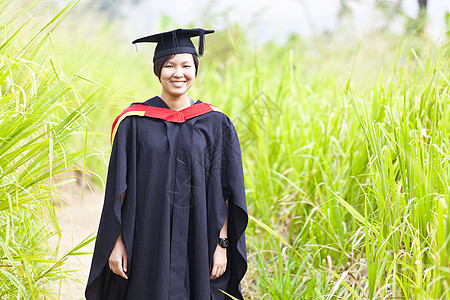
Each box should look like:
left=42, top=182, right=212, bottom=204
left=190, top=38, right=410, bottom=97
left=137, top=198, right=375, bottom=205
left=55, top=181, right=104, bottom=300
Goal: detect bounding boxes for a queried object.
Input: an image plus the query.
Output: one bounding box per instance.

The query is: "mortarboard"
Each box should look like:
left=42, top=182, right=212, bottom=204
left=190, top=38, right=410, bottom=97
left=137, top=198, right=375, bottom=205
left=132, top=28, right=215, bottom=62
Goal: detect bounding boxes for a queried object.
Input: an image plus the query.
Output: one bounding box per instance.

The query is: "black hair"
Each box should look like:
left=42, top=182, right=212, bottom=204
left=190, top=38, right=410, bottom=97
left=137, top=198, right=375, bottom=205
left=153, top=54, right=199, bottom=80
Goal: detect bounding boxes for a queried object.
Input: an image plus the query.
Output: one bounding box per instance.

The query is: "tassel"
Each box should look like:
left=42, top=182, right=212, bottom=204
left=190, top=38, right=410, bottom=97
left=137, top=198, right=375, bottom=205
left=198, top=29, right=205, bottom=56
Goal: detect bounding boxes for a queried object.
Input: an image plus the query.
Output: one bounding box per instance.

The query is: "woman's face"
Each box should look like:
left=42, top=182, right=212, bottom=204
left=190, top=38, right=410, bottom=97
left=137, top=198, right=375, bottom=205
left=160, top=53, right=196, bottom=99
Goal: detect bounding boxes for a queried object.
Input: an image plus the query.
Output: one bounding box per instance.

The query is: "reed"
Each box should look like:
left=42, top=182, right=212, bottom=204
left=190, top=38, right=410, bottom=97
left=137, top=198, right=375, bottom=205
left=2, top=0, right=449, bottom=298
left=0, top=0, right=99, bottom=297
left=58, top=22, right=447, bottom=298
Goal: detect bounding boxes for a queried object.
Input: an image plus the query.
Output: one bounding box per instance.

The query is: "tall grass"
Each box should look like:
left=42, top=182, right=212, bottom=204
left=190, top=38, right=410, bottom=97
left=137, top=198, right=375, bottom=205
left=344, top=49, right=450, bottom=298
left=24, top=2, right=450, bottom=298
left=236, top=42, right=449, bottom=298
left=0, top=0, right=98, bottom=297
left=239, top=43, right=449, bottom=298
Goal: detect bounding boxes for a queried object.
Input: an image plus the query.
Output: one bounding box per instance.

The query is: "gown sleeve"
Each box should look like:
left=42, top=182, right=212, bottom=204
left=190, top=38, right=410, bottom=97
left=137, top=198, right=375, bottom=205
left=85, top=117, right=135, bottom=300
left=220, top=116, right=248, bottom=299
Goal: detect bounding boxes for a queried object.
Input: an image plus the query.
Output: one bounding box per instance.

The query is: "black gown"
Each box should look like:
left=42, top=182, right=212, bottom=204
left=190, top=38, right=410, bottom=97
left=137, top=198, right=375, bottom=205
left=85, top=96, right=248, bottom=300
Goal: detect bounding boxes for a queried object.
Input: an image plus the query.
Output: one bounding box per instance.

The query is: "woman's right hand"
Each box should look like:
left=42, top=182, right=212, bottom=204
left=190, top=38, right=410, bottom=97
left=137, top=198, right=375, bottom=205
left=108, top=233, right=128, bottom=279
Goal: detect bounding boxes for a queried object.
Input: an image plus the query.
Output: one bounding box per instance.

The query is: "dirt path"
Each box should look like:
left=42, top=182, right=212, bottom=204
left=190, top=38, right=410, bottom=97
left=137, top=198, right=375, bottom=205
left=55, top=183, right=104, bottom=300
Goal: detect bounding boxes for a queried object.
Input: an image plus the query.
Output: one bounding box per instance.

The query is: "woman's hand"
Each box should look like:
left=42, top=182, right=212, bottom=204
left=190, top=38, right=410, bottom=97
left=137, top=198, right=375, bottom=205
left=108, top=233, right=128, bottom=279
left=210, top=243, right=227, bottom=280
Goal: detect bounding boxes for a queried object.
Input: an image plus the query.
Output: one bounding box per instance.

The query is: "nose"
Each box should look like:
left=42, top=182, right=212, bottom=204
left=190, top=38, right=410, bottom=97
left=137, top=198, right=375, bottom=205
left=173, top=66, right=183, bottom=77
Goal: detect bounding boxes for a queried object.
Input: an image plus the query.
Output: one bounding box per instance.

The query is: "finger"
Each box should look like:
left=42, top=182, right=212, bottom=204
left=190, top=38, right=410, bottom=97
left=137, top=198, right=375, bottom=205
left=109, top=260, right=119, bottom=273
left=110, top=261, right=128, bottom=280
left=217, top=267, right=224, bottom=278
left=215, top=266, right=223, bottom=278
left=123, top=255, right=128, bottom=274
left=210, top=265, right=218, bottom=280
left=118, top=268, right=128, bottom=280
left=115, top=263, right=128, bottom=280
left=110, top=262, right=118, bottom=274
left=114, top=268, right=128, bottom=279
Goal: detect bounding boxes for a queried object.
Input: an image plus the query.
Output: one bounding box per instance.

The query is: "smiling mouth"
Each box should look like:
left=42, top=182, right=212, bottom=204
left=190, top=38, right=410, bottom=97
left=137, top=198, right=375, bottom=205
left=171, top=81, right=186, bottom=87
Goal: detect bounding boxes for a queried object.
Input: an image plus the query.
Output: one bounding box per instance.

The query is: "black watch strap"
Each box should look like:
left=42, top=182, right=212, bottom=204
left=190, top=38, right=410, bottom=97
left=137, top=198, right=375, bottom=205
left=218, top=237, right=229, bottom=248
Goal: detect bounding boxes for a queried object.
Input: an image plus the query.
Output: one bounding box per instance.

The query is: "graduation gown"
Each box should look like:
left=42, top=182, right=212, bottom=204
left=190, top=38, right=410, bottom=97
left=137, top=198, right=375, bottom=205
left=85, top=96, right=248, bottom=300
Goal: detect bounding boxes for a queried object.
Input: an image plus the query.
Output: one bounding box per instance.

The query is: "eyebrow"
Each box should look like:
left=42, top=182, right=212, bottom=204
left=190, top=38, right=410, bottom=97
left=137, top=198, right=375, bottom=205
left=166, top=60, right=193, bottom=64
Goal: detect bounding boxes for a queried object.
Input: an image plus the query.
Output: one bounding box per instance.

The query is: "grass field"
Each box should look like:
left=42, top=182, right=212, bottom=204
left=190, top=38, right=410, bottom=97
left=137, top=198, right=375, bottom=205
left=1, top=0, right=449, bottom=298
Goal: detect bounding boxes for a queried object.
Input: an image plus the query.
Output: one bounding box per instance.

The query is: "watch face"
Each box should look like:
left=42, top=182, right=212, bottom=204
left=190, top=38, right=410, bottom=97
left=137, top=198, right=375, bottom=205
left=219, top=238, right=229, bottom=248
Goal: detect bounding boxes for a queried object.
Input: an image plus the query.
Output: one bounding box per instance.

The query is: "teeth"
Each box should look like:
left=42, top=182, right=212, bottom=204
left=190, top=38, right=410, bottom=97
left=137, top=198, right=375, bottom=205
left=171, top=81, right=185, bottom=87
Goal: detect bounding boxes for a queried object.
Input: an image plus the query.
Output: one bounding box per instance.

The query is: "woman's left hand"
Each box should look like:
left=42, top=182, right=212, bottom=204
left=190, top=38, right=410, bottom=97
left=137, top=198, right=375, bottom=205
left=210, top=244, right=227, bottom=280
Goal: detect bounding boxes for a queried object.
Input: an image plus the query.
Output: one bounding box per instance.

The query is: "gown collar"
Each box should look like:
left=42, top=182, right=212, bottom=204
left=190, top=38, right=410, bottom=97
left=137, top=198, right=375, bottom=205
left=142, top=96, right=201, bottom=110
left=111, top=97, right=221, bottom=145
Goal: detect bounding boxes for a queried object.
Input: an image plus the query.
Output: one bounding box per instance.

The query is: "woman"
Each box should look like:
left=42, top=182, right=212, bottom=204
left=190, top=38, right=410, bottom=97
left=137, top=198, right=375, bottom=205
left=85, top=28, right=248, bottom=300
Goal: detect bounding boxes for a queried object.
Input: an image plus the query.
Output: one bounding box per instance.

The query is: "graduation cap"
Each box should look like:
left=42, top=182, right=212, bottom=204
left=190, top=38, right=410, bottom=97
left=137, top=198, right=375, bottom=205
left=132, top=28, right=215, bottom=62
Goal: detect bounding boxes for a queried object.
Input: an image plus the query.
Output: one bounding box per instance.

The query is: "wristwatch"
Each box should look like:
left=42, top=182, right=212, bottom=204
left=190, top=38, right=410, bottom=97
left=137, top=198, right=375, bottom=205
left=218, top=237, right=229, bottom=248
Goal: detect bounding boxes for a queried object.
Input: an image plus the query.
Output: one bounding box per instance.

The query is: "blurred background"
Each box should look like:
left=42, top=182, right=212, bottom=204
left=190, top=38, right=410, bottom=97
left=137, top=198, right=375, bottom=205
left=64, top=0, right=449, bottom=42
left=50, top=0, right=449, bottom=183
left=1, top=0, right=449, bottom=299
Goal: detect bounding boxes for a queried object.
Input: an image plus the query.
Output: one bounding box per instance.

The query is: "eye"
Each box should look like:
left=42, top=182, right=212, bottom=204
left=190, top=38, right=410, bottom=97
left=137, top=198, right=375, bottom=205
left=183, top=65, right=192, bottom=68
left=164, top=64, right=173, bottom=68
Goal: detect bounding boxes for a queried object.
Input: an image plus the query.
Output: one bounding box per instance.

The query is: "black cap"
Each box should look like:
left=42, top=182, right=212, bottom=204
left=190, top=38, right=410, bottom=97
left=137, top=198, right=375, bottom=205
left=132, top=28, right=215, bottom=62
